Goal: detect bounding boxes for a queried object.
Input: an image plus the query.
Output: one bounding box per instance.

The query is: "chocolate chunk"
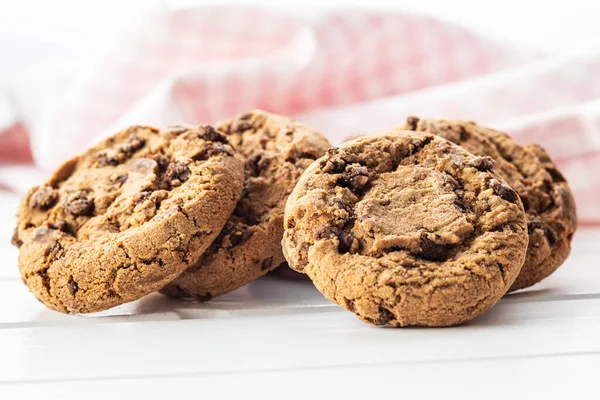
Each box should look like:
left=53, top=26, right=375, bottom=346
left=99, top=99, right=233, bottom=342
left=207, top=142, right=233, bottom=157
left=405, top=136, right=433, bottom=157
left=339, top=164, right=369, bottom=192
left=66, top=198, right=95, bottom=216
left=247, top=155, right=272, bottom=176
left=238, top=230, right=254, bottom=244
left=191, top=151, right=209, bottom=162
left=33, top=226, right=53, bottom=242
left=165, top=161, right=191, bottom=187
left=44, top=241, right=63, bottom=261
left=112, top=174, right=128, bottom=185
left=50, top=219, right=72, bottom=234
left=227, top=228, right=254, bottom=248
left=405, top=116, right=420, bottom=130
left=128, top=158, right=158, bottom=175
left=261, top=257, right=274, bottom=271
left=97, top=151, right=121, bottom=167
left=375, top=307, right=394, bottom=326
left=231, top=119, right=252, bottom=133
left=322, top=148, right=346, bottom=173
left=199, top=125, right=226, bottom=143
left=454, top=196, right=470, bottom=212
left=315, top=226, right=356, bottom=254
left=11, top=228, right=22, bottom=248
left=457, top=125, right=470, bottom=141
left=315, top=226, right=333, bottom=240
left=543, top=225, right=558, bottom=245
left=332, top=198, right=345, bottom=208
left=39, top=270, right=51, bottom=291
left=64, top=191, right=95, bottom=217
left=67, top=279, right=78, bottom=295
left=442, top=174, right=460, bottom=190
left=133, top=190, right=167, bottom=208
left=134, top=191, right=151, bottom=205
left=469, top=156, right=495, bottom=171
left=401, top=260, right=419, bottom=269
left=29, top=186, right=58, bottom=210
left=229, top=112, right=254, bottom=133
left=119, top=136, right=145, bottom=155
left=152, top=154, right=169, bottom=172
left=337, top=231, right=356, bottom=253
left=332, top=198, right=350, bottom=212
left=97, top=137, right=145, bottom=166
left=248, top=155, right=263, bottom=176
left=527, top=217, right=544, bottom=233
left=343, top=216, right=356, bottom=231
left=419, top=234, right=451, bottom=261
left=208, top=143, right=225, bottom=156
left=491, top=180, right=519, bottom=203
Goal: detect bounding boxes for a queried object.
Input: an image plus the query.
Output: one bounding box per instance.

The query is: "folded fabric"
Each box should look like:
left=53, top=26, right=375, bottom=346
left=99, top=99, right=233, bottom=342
left=1, top=6, right=598, bottom=222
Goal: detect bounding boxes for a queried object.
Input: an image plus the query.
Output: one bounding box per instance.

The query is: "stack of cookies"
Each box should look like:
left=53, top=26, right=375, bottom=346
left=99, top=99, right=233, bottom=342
left=11, top=111, right=577, bottom=327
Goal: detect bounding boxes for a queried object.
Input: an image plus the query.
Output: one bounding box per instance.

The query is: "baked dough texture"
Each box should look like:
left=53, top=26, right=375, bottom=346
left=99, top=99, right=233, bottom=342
left=283, top=131, right=528, bottom=326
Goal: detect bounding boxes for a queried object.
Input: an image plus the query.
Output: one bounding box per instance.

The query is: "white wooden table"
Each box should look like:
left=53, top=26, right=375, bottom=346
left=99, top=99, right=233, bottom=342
left=0, top=190, right=598, bottom=399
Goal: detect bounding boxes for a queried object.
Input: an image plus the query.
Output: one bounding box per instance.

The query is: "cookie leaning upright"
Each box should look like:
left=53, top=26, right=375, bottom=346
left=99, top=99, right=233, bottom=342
left=404, top=117, right=577, bottom=291
left=283, top=131, right=529, bottom=327
left=162, top=111, right=331, bottom=300
left=12, top=125, right=244, bottom=313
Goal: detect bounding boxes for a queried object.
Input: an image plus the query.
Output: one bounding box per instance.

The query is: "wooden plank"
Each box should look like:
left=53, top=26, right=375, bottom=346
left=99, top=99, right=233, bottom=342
left=508, top=252, right=600, bottom=298
left=1, top=245, right=599, bottom=326
left=1, top=295, right=600, bottom=383
left=2, top=352, right=598, bottom=399
left=0, top=230, right=598, bottom=326
left=0, top=275, right=333, bottom=326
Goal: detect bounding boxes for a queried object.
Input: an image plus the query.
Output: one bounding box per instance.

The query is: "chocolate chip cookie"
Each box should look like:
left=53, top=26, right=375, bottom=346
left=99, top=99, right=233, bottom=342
left=162, top=111, right=331, bottom=300
left=404, top=117, right=577, bottom=291
left=13, top=125, right=244, bottom=313
left=283, top=131, right=528, bottom=327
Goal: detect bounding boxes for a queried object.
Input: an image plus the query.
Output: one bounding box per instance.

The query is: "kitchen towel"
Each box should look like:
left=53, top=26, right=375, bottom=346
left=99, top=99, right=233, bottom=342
left=1, top=6, right=598, bottom=221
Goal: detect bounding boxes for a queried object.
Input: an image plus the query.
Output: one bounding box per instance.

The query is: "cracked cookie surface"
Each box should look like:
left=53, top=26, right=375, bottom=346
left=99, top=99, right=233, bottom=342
left=162, top=110, right=331, bottom=300
left=13, top=125, right=244, bottom=313
left=404, top=117, right=577, bottom=291
left=282, top=131, right=528, bottom=327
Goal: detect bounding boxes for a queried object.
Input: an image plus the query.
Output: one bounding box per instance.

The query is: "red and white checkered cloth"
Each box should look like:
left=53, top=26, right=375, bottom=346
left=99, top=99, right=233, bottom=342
left=1, top=7, right=599, bottom=222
